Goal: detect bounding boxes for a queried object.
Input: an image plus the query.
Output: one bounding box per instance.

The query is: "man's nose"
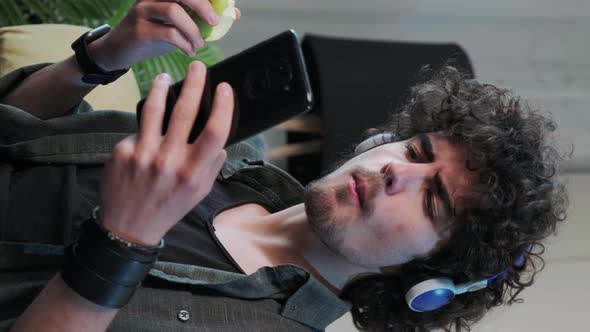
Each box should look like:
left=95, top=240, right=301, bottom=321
left=381, top=162, right=436, bottom=195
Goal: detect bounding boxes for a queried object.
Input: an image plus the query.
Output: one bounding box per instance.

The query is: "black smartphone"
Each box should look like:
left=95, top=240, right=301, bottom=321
left=136, top=29, right=314, bottom=146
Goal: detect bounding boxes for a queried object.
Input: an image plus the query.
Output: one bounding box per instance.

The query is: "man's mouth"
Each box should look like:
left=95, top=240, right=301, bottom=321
left=351, top=173, right=366, bottom=209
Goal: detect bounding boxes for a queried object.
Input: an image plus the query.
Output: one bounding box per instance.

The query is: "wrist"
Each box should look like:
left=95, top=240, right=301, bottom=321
left=72, top=25, right=129, bottom=85
left=60, top=211, right=162, bottom=309
left=93, top=206, right=165, bottom=255
left=86, top=35, right=118, bottom=72
left=101, top=219, right=162, bottom=247
left=64, top=55, right=99, bottom=88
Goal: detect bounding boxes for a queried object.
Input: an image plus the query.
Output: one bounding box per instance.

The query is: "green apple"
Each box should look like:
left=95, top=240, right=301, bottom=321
left=182, top=0, right=236, bottom=42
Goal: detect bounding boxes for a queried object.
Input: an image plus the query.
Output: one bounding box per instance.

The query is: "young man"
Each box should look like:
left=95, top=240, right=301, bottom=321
left=0, top=0, right=568, bottom=331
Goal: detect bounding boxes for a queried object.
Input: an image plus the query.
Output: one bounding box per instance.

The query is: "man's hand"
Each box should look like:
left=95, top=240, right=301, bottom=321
left=89, top=0, right=242, bottom=71
left=99, top=61, right=233, bottom=246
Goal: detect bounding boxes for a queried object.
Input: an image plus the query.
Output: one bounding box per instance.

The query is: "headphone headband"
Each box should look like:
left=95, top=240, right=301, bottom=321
left=354, top=132, right=400, bottom=155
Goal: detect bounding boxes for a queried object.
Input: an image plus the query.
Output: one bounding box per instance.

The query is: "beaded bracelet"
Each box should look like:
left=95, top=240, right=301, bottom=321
left=91, top=206, right=165, bottom=256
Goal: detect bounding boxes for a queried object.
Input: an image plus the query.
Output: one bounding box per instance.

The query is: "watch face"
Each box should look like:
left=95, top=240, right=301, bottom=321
left=73, top=24, right=127, bottom=85
left=85, top=24, right=111, bottom=42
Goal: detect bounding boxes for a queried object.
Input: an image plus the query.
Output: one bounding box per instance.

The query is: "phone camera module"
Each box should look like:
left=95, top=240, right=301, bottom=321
left=270, top=59, right=293, bottom=86
left=244, top=59, right=295, bottom=99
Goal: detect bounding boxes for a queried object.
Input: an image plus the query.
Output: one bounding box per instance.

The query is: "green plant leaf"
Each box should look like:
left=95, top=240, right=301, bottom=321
left=20, top=0, right=54, bottom=23
left=131, top=62, right=150, bottom=98
left=152, top=55, right=168, bottom=77
left=133, top=58, right=158, bottom=97
left=108, top=0, right=134, bottom=27
left=143, top=57, right=158, bottom=80
left=86, top=0, right=113, bottom=19
left=55, top=2, right=85, bottom=24
left=0, top=0, right=27, bottom=26
left=162, top=54, right=182, bottom=81
left=194, top=43, right=224, bottom=67
left=0, top=0, right=224, bottom=98
left=172, top=50, right=191, bottom=76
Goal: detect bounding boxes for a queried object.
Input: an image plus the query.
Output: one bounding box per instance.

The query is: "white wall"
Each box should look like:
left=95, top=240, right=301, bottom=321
left=215, top=1, right=590, bottom=330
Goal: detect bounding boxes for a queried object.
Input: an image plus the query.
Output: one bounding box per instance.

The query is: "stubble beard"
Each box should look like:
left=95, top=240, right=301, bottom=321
left=303, top=166, right=383, bottom=265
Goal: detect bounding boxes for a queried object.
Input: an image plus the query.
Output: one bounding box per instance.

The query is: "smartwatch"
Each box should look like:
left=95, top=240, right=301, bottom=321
left=71, top=24, right=129, bottom=85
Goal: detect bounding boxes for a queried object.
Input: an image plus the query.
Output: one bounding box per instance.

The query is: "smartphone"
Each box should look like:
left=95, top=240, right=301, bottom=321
left=136, top=29, right=314, bottom=146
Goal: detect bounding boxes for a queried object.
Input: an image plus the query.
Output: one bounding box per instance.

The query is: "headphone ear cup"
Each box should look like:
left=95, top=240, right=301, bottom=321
left=404, top=276, right=456, bottom=312
left=400, top=248, right=532, bottom=313
left=354, top=132, right=401, bottom=155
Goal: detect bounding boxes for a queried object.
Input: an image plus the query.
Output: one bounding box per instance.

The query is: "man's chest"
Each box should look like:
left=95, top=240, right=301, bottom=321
left=212, top=203, right=274, bottom=275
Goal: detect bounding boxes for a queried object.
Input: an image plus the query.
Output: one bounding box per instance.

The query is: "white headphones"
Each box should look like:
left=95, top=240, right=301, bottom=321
left=354, top=132, right=401, bottom=155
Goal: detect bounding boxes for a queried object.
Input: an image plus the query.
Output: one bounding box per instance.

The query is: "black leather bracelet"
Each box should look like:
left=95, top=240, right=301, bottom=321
left=61, top=244, right=141, bottom=308
left=60, top=209, right=165, bottom=308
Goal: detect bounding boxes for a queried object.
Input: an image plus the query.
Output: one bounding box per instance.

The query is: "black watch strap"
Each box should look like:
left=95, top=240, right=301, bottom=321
left=71, top=24, right=129, bottom=85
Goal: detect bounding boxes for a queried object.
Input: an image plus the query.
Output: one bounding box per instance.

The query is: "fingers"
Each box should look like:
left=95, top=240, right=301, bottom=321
left=173, top=148, right=226, bottom=209
left=186, top=149, right=227, bottom=195
left=137, top=3, right=201, bottom=56
left=177, top=0, right=219, bottom=25
left=132, top=1, right=240, bottom=57
left=165, top=0, right=240, bottom=24
left=191, top=82, right=234, bottom=159
left=137, top=73, right=172, bottom=150
left=149, top=0, right=218, bottom=24
left=136, top=61, right=233, bottom=192
left=205, top=149, right=228, bottom=181
left=161, top=61, right=207, bottom=150
left=179, top=81, right=233, bottom=189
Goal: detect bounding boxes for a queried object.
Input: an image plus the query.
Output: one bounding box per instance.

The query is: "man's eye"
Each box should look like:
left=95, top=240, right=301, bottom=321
left=405, top=144, right=419, bottom=161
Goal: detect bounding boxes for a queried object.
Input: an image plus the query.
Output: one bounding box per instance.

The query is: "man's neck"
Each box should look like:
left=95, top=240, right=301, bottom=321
left=239, top=203, right=380, bottom=294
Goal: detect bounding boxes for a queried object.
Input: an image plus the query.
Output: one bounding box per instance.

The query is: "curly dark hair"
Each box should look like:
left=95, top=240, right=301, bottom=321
left=338, top=64, right=571, bottom=331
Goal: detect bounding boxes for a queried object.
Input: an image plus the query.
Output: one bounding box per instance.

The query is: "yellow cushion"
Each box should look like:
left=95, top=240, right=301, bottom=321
left=0, top=24, right=141, bottom=113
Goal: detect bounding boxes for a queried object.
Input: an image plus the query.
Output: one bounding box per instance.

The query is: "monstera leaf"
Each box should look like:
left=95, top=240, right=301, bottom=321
left=0, top=0, right=224, bottom=96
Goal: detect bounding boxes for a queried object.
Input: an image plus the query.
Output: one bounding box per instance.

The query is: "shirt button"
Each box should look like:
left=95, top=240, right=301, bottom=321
left=177, top=310, right=190, bottom=322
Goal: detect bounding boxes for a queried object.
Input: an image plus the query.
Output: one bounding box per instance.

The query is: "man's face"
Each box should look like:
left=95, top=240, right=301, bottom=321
left=304, top=133, right=475, bottom=268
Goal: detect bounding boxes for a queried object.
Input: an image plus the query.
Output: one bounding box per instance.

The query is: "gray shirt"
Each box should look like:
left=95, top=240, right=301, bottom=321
left=0, top=64, right=351, bottom=331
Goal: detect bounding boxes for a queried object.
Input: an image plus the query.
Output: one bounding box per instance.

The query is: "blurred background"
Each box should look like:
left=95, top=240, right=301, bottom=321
left=213, top=0, right=589, bottom=331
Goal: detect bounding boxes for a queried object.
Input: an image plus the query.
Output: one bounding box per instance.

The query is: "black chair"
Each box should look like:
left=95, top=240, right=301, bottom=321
left=269, top=34, right=475, bottom=186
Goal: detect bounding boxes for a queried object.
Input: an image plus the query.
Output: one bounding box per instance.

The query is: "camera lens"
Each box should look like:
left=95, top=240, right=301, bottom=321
left=269, top=59, right=293, bottom=86
left=244, top=68, right=272, bottom=99
left=244, top=59, right=294, bottom=100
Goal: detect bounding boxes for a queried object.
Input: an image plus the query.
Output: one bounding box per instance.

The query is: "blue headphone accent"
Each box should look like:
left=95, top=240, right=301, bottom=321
left=354, top=132, right=532, bottom=312
left=405, top=252, right=526, bottom=312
